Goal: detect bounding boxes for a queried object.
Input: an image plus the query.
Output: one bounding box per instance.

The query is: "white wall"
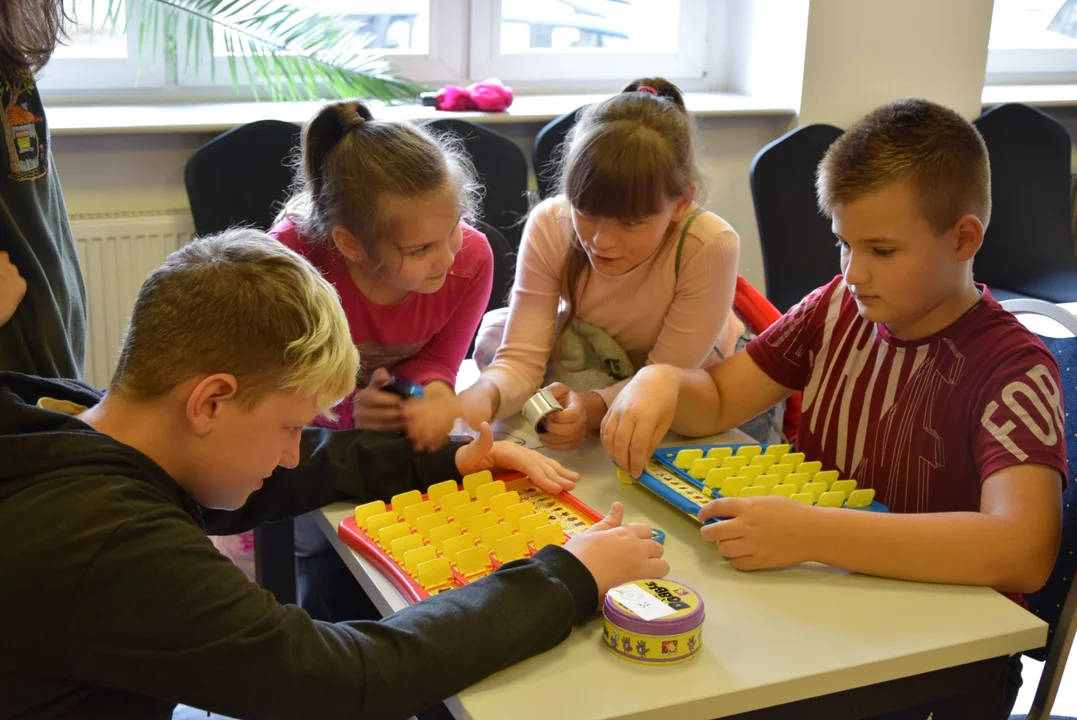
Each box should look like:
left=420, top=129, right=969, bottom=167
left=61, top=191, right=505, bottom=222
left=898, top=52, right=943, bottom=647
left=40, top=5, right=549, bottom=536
left=799, top=0, right=995, bottom=125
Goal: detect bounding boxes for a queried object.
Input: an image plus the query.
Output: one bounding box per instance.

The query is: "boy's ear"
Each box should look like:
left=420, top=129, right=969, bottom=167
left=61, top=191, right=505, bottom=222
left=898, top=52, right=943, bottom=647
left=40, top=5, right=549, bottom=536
left=186, top=373, right=240, bottom=437
left=951, top=214, right=984, bottom=262
left=331, top=225, right=365, bottom=264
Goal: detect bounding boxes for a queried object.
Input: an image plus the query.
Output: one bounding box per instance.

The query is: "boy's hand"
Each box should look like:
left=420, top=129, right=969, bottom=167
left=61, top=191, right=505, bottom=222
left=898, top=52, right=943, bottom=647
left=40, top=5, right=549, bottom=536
left=699, top=496, right=816, bottom=571
left=354, top=368, right=405, bottom=432
left=402, top=393, right=459, bottom=453
left=564, top=502, right=669, bottom=606
left=456, top=422, right=580, bottom=495
left=538, top=383, right=587, bottom=451
left=600, top=365, right=679, bottom=478
left=0, top=251, right=27, bottom=328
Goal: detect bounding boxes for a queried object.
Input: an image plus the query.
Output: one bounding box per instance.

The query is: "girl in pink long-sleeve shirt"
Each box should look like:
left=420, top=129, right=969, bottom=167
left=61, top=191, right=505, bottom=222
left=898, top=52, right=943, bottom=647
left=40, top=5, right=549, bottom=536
left=270, top=100, right=493, bottom=621
left=407, top=78, right=781, bottom=451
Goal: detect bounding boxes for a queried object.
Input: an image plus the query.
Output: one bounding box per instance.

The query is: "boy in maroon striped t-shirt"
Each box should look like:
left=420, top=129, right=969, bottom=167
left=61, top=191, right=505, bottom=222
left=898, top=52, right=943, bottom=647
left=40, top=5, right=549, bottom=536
left=605, top=98, right=1067, bottom=594
left=602, top=97, right=1069, bottom=715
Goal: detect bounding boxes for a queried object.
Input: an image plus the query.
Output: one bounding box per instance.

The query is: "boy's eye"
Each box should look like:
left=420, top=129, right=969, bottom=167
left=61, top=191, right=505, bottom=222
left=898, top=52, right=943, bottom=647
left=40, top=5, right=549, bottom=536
left=409, top=245, right=431, bottom=256
left=873, top=248, right=895, bottom=257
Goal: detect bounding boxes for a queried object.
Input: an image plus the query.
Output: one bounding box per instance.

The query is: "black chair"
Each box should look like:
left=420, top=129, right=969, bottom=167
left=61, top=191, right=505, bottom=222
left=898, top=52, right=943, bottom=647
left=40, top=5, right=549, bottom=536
left=1003, top=300, right=1077, bottom=720
left=974, top=104, right=1077, bottom=303
left=184, top=119, right=302, bottom=606
left=470, top=218, right=514, bottom=314
left=421, top=118, right=530, bottom=250
left=750, top=124, right=844, bottom=313
left=465, top=219, right=515, bottom=359
left=532, top=105, right=586, bottom=200
left=184, top=119, right=301, bottom=236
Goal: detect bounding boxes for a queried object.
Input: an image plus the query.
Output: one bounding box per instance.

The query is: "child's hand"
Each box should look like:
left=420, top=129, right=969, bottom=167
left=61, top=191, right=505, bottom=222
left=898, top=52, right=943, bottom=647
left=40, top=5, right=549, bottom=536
left=0, top=251, right=27, bottom=328
left=600, top=365, right=679, bottom=478
left=456, top=422, right=580, bottom=495
left=564, top=502, right=669, bottom=606
left=354, top=368, right=405, bottom=432
left=402, top=393, right=460, bottom=453
left=699, top=496, right=816, bottom=571
left=538, top=383, right=587, bottom=451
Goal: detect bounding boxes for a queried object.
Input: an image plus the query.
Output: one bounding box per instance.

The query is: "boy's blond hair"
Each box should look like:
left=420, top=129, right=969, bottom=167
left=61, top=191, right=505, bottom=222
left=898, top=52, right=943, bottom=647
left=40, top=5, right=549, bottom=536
left=110, top=228, right=358, bottom=417
left=816, top=98, right=992, bottom=233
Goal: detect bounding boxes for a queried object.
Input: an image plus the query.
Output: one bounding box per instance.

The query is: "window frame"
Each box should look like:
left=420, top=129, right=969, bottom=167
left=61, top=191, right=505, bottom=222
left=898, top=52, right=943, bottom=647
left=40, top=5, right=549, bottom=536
left=467, top=0, right=714, bottom=91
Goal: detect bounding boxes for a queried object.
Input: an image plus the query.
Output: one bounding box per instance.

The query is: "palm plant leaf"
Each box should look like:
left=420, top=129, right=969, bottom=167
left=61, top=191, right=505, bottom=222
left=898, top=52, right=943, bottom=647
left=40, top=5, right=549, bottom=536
left=93, top=0, right=427, bottom=101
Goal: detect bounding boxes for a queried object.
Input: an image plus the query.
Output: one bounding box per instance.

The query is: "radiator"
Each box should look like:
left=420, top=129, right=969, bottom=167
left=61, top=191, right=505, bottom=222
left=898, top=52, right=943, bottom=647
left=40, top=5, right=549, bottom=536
left=72, top=210, right=195, bottom=389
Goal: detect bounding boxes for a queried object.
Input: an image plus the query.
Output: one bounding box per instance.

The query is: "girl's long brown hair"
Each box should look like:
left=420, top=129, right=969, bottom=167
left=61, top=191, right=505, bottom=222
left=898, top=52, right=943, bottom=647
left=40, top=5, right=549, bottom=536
left=552, top=77, right=701, bottom=360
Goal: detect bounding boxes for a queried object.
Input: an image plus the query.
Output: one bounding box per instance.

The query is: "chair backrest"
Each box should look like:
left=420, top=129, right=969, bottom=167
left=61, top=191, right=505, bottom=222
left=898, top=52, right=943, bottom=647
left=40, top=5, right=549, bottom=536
left=1003, top=299, right=1077, bottom=719
left=421, top=118, right=530, bottom=251
left=750, top=124, right=844, bottom=313
left=470, top=218, right=515, bottom=314
left=974, top=104, right=1077, bottom=302
left=533, top=106, right=587, bottom=200
left=184, top=120, right=301, bottom=235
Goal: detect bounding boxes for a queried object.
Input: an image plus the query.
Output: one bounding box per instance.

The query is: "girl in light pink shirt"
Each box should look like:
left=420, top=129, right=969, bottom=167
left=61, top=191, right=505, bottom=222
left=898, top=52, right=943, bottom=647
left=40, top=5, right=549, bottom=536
left=407, top=78, right=780, bottom=451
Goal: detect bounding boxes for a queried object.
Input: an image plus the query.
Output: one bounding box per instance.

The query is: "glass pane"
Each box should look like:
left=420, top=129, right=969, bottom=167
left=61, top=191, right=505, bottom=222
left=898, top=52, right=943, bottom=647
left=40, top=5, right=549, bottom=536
left=989, top=0, right=1077, bottom=50
left=500, top=0, right=679, bottom=53
left=213, top=0, right=430, bottom=56
left=53, top=0, right=127, bottom=59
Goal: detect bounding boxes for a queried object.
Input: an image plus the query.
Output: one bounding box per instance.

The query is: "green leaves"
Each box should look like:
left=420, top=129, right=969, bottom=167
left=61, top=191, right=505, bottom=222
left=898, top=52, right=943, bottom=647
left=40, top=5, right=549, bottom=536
left=93, top=0, right=428, bottom=101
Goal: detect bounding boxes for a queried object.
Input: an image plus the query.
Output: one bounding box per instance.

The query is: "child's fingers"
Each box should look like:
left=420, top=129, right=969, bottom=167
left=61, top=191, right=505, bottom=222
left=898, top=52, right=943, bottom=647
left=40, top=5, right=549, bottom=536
left=645, top=557, right=671, bottom=578
left=699, top=516, right=744, bottom=543
left=594, top=501, right=624, bottom=530
left=697, top=497, right=738, bottom=523
left=716, top=538, right=750, bottom=559
left=368, top=368, right=391, bottom=390
left=625, top=522, right=653, bottom=539
left=545, top=404, right=583, bottom=425
left=367, top=391, right=403, bottom=408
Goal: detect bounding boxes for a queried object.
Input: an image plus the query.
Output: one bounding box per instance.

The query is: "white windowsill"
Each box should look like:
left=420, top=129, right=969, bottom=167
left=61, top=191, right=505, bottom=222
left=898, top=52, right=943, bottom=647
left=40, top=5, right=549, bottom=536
left=982, top=83, right=1077, bottom=107
left=44, top=92, right=797, bottom=136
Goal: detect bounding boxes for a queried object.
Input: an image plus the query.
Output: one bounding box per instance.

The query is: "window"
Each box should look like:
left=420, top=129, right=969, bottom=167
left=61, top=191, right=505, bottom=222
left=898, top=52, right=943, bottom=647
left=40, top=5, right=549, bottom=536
left=986, top=0, right=1077, bottom=83
left=179, top=0, right=468, bottom=93
left=38, top=0, right=718, bottom=99
left=469, top=0, right=711, bottom=89
left=38, top=0, right=166, bottom=92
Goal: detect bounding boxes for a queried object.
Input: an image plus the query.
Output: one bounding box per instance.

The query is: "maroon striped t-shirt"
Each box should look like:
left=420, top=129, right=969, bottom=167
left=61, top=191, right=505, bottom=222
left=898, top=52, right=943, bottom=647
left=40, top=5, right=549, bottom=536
left=747, top=277, right=1068, bottom=515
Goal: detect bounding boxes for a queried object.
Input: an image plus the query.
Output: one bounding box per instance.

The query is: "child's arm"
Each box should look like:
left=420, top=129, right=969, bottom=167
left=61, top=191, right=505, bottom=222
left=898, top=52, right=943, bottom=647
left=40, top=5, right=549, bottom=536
left=602, top=352, right=795, bottom=477
left=70, top=500, right=666, bottom=720
left=699, top=463, right=1062, bottom=593
left=461, top=201, right=569, bottom=425
left=202, top=424, right=577, bottom=535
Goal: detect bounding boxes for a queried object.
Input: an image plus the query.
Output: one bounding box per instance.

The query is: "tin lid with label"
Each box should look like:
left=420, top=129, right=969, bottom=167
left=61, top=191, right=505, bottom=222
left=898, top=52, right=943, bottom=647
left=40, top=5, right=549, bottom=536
left=602, top=579, right=704, bottom=636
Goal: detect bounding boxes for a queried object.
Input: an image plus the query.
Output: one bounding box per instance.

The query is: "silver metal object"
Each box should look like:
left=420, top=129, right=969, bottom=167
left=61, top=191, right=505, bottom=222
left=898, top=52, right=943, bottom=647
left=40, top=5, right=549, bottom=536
left=521, top=389, right=564, bottom=433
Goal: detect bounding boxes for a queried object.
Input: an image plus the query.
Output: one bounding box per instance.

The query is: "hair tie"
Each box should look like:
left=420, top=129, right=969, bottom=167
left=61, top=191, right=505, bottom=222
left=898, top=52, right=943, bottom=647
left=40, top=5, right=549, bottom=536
left=635, top=85, right=658, bottom=96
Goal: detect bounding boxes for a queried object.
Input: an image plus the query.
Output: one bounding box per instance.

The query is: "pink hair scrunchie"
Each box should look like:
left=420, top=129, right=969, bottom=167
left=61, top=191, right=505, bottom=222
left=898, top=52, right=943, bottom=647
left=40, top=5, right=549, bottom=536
left=635, top=85, right=658, bottom=95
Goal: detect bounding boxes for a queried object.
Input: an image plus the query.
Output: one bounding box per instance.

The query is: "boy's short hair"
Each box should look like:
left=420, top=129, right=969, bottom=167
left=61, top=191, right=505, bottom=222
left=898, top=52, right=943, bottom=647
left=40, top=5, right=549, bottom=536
left=110, top=228, right=358, bottom=416
left=816, top=98, right=992, bottom=232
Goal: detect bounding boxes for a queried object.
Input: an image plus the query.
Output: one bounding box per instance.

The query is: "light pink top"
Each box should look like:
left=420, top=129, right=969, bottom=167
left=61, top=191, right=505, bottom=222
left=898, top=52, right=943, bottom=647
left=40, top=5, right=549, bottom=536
left=483, top=197, right=744, bottom=417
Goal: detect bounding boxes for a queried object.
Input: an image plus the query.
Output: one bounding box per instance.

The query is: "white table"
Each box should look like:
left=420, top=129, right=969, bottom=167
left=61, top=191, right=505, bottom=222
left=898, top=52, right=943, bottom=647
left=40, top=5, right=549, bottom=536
left=316, top=418, right=1048, bottom=719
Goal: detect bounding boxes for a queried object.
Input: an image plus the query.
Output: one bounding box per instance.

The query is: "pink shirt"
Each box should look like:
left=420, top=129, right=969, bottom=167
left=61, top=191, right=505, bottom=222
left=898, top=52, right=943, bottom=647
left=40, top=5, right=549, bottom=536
left=482, top=197, right=743, bottom=418
left=270, top=218, right=493, bottom=429
left=748, top=276, right=1068, bottom=515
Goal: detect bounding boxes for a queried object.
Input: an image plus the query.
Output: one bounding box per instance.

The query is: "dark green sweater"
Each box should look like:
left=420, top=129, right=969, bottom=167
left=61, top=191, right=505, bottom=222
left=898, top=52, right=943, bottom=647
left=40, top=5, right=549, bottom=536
left=0, top=373, right=597, bottom=719
left=0, top=67, right=87, bottom=380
